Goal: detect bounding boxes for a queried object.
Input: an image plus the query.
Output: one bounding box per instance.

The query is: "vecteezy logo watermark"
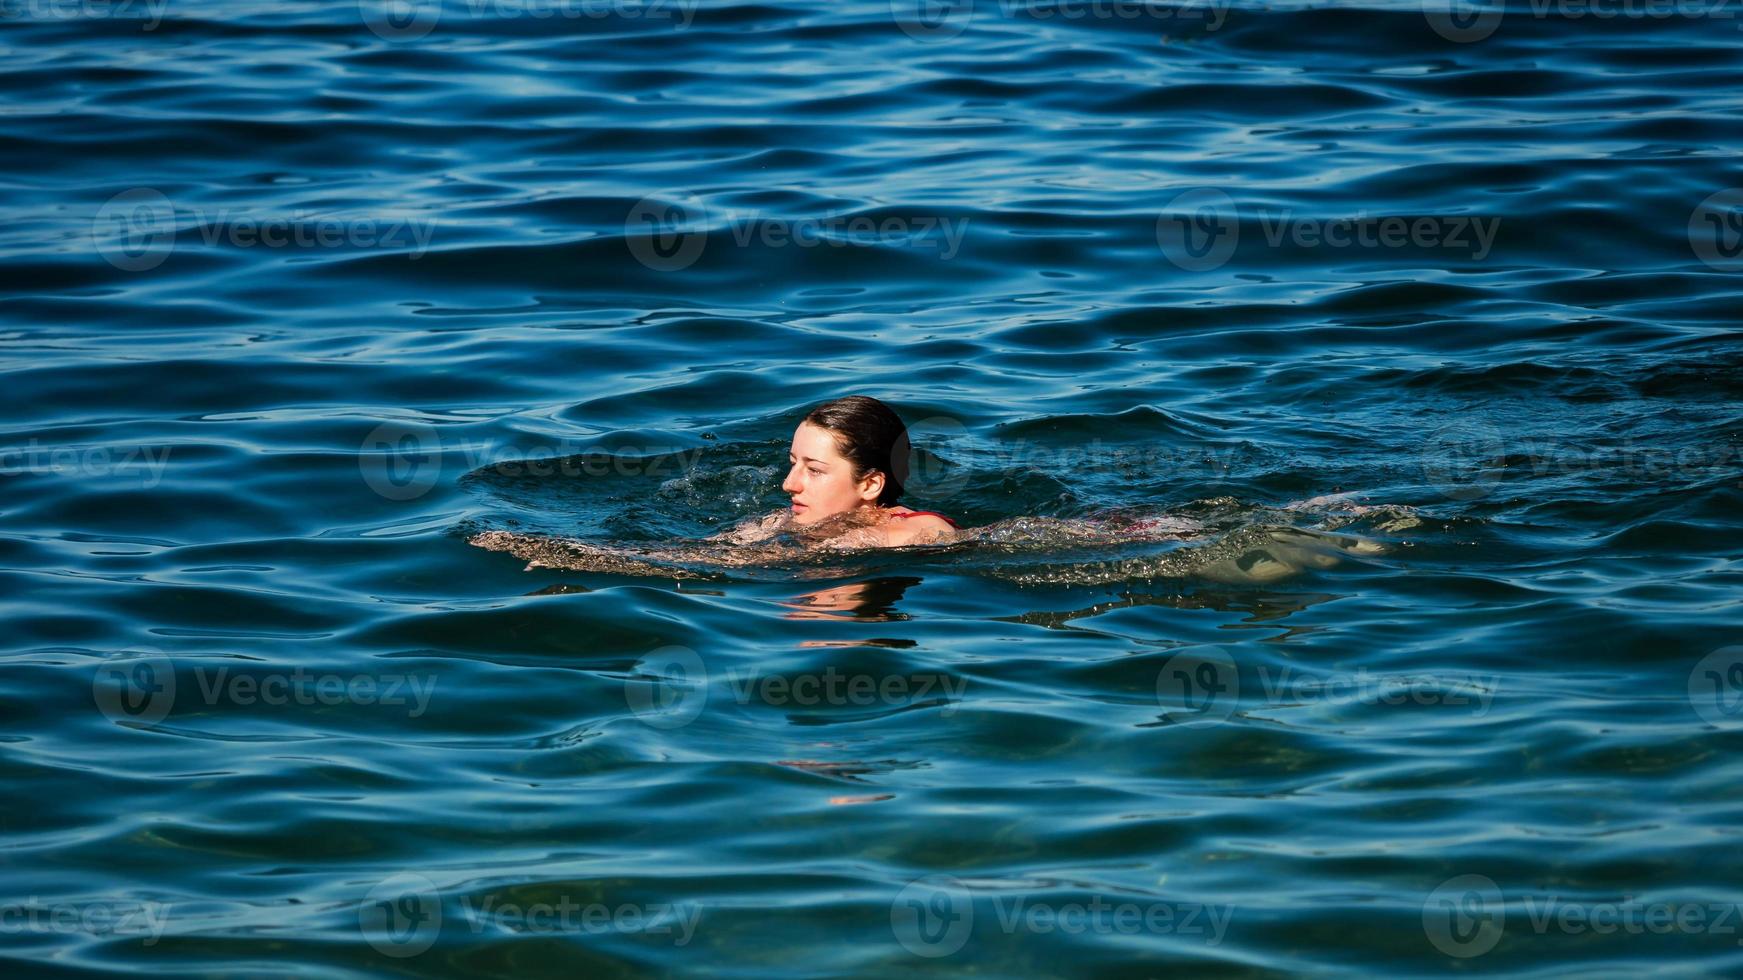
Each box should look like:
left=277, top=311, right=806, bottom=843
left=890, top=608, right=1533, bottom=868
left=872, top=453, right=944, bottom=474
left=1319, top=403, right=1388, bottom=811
left=1157, top=188, right=1238, bottom=272
left=1159, top=190, right=1500, bottom=271
left=361, top=873, right=443, bottom=957
left=361, top=873, right=701, bottom=957
left=93, top=650, right=440, bottom=725
left=358, top=429, right=715, bottom=502
left=0, top=440, right=171, bottom=488
left=92, top=647, right=177, bottom=726
left=891, top=0, right=975, bottom=40
left=0, top=898, right=171, bottom=946
left=1689, top=646, right=1743, bottom=726
left=1155, top=646, right=1238, bottom=727
left=1420, top=419, right=1507, bottom=501
left=624, top=195, right=971, bottom=272
left=891, top=875, right=975, bottom=957
left=625, top=193, right=710, bottom=272
left=1426, top=0, right=1737, bottom=43
left=1418, top=429, right=1734, bottom=501
left=360, top=421, right=443, bottom=501
left=1004, top=0, right=1231, bottom=30
left=364, top=0, right=699, bottom=38
left=92, top=188, right=176, bottom=272
left=896, top=425, right=1263, bottom=499
left=0, top=0, right=167, bottom=29
left=892, top=0, right=1232, bottom=41
left=625, top=645, right=708, bottom=729
left=360, top=0, right=442, bottom=40
left=1690, top=188, right=1743, bottom=272
left=900, top=415, right=973, bottom=500
left=91, top=189, right=438, bottom=271
left=1422, top=0, right=1503, bottom=42
left=1423, top=874, right=1505, bottom=958
left=1424, top=874, right=1743, bottom=958
left=891, top=874, right=1233, bottom=958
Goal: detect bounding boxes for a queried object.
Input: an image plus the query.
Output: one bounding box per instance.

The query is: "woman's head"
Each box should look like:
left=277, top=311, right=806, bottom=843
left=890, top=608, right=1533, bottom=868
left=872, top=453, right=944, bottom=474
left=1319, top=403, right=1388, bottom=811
left=782, top=395, right=911, bottom=525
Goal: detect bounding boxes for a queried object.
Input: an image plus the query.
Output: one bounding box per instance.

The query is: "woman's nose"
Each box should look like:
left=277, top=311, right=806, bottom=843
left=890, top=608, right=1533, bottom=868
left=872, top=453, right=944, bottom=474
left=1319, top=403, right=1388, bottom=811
left=781, top=468, right=802, bottom=494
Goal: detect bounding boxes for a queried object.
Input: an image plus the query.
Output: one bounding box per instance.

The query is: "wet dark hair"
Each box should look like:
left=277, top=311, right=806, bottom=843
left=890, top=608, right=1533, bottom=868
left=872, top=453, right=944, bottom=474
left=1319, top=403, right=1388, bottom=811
left=803, top=395, right=910, bottom=507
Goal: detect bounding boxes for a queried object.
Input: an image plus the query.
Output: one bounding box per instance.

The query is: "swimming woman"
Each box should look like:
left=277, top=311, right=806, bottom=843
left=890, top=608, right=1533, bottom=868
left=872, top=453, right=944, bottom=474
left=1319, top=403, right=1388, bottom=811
left=469, top=394, right=1396, bottom=580
left=715, top=395, right=960, bottom=550
left=468, top=395, right=967, bottom=577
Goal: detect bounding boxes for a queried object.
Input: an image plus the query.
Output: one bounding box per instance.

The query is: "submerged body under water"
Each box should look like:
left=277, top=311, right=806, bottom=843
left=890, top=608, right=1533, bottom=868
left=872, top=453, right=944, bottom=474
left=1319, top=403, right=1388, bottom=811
left=468, top=488, right=1404, bottom=585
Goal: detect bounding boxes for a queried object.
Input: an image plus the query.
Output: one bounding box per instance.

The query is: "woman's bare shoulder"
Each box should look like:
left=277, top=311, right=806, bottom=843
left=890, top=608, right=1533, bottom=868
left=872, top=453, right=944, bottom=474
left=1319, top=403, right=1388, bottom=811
left=884, top=513, right=956, bottom=546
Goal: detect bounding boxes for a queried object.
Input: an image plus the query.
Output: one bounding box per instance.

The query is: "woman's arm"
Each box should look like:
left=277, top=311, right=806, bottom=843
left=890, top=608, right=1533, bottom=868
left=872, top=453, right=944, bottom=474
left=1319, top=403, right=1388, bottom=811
left=706, top=511, right=789, bottom=545
left=469, top=530, right=713, bottom=577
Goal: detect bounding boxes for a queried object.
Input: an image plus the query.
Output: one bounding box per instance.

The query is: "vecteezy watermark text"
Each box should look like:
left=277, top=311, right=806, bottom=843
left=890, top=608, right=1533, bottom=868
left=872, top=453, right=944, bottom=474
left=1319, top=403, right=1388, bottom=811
left=725, top=667, right=968, bottom=715
left=0, top=899, right=170, bottom=945
left=461, top=0, right=696, bottom=25
left=1419, top=422, right=1742, bottom=501
left=189, top=667, right=437, bottom=717
left=0, top=440, right=171, bottom=488
left=891, top=874, right=1233, bottom=958
left=894, top=412, right=1736, bottom=508
left=0, top=0, right=166, bottom=29
left=1424, top=874, right=1743, bottom=958
left=358, top=420, right=711, bottom=501
left=363, top=0, right=698, bottom=40
left=93, top=648, right=439, bottom=726
left=92, top=188, right=438, bottom=271
left=1155, top=648, right=1501, bottom=728
left=1256, top=666, right=1499, bottom=717
left=1000, top=0, right=1230, bottom=30
left=359, top=872, right=700, bottom=958
left=623, top=193, right=970, bottom=271
left=891, top=0, right=1233, bottom=42
left=1157, top=189, right=1501, bottom=271
left=1255, top=212, right=1499, bottom=258
left=1424, top=0, right=1737, bottom=44
left=881, top=413, right=1271, bottom=501
left=463, top=894, right=700, bottom=943
left=725, top=213, right=969, bottom=260
left=624, top=646, right=969, bottom=729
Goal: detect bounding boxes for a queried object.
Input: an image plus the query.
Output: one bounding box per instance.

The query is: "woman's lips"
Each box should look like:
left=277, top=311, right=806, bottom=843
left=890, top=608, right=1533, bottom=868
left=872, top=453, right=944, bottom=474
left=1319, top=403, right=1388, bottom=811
left=791, top=502, right=807, bottom=513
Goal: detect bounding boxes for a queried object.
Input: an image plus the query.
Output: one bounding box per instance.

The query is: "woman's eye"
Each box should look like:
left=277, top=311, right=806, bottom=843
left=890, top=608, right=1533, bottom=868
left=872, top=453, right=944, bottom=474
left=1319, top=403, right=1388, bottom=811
left=808, top=468, right=825, bottom=477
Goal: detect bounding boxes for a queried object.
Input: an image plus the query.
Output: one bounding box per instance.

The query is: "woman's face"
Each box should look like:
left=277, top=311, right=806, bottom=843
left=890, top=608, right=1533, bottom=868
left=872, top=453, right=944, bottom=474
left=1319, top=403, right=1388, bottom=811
left=782, top=422, right=882, bottom=525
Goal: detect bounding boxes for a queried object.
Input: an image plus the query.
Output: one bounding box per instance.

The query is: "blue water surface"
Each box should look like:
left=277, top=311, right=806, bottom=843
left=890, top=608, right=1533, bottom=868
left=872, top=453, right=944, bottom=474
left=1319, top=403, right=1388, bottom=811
left=4, top=0, right=1743, bottom=976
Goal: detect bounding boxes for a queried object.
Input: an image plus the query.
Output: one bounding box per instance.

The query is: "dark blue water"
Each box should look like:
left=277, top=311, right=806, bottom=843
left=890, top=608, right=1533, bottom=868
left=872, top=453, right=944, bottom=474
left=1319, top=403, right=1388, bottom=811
left=5, top=0, right=1743, bottom=975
